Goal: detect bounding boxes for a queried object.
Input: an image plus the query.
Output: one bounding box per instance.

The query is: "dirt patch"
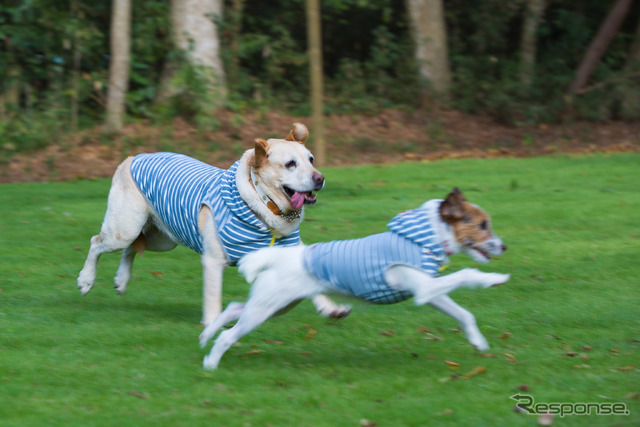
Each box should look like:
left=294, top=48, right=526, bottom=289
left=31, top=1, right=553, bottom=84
left=1, top=108, right=638, bottom=183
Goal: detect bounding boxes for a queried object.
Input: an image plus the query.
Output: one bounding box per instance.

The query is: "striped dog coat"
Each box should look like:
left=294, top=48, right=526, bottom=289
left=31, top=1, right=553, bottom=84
left=302, top=205, right=447, bottom=304
left=130, top=152, right=300, bottom=264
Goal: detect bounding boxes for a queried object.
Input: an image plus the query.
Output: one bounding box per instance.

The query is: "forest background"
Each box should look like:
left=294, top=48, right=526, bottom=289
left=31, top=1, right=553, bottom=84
left=1, top=0, right=639, bottom=182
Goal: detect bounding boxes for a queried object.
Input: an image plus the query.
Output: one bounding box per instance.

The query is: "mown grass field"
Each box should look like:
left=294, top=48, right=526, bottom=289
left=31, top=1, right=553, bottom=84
left=1, top=153, right=638, bottom=426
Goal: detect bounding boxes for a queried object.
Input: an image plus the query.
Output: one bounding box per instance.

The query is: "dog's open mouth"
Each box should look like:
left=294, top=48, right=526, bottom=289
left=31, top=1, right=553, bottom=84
left=474, top=247, right=491, bottom=261
left=284, top=186, right=317, bottom=209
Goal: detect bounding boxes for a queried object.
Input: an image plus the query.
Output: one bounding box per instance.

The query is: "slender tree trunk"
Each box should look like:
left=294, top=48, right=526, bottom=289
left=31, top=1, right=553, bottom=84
left=519, top=0, right=546, bottom=88
left=405, top=0, right=451, bottom=99
left=568, top=0, right=634, bottom=93
left=621, top=13, right=640, bottom=119
left=71, top=4, right=83, bottom=131
left=3, top=37, right=21, bottom=110
left=306, top=0, right=325, bottom=166
left=105, top=0, right=131, bottom=132
left=227, top=0, right=245, bottom=87
left=156, top=0, right=226, bottom=110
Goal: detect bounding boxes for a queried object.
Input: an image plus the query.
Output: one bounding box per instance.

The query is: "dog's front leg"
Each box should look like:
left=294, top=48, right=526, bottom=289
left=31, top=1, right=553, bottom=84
left=199, top=206, right=229, bottom=325
left=429, top=295, right=489, bottom=351
left=201, top=253, right=227, bottom=325
left=386, top=266, right=510, bottom=306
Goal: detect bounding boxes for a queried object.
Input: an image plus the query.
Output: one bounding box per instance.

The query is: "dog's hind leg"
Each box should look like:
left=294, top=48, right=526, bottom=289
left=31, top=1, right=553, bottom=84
left=114, top=246, right=136, bottom=295
left=199, top=302, right=245, bottom=347
left=311, top=294, right=351, bottom=319
left=78, top=157, right=151, bottom=295
left=114, top=226, right=177, bottom=295
left=385, top=266, right=510, bottom=306
left=429, top=295, right=489, bottom=351
left=202, top=301, right=276, bottom=370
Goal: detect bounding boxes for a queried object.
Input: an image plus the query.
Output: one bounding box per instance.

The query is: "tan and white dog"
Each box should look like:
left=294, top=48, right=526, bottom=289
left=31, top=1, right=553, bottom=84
left=77, top=123, right=349, bottom=325
left=199, top=188, right=509, bottom=370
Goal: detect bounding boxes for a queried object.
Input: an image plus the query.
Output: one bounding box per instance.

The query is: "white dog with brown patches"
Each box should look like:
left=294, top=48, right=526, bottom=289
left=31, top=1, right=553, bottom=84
left=77, top=123, right=349, bottom=325
left=200, top=188, right=509, bottom=370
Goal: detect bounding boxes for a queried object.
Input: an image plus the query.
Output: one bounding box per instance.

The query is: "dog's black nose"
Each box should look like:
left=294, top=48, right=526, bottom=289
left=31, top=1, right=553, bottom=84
left=313, top=173, right=325, bottom=189
left=501, top=244, right=507, bottom=252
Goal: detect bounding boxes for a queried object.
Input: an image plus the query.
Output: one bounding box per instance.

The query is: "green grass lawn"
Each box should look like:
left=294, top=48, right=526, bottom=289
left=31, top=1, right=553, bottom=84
left=1, top=153, right=638, bottom=426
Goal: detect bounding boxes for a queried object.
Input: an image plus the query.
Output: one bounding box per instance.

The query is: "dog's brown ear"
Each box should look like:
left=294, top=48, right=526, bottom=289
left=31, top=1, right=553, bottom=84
left=284, top=122, right=309, bottom=144
left=252, top=138, right=269, bottom=167
left=440, top=187, right=467, bottom=222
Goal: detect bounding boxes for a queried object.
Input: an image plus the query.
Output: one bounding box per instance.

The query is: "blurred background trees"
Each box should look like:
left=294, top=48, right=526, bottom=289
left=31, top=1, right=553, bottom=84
left=1, top=0, right=639, bottom=153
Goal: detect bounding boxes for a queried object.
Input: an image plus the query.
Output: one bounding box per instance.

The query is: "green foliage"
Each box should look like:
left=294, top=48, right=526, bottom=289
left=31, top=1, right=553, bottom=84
left=1, top=0, right=639, bottom=150
left=1, top=155, right=639, bottom=425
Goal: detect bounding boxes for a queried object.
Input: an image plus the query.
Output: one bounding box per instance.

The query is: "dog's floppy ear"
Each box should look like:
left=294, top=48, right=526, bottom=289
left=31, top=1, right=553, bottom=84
left=440, top=187, right=467, bottom=222
left=252, top=138, right=269, bottom=167
left=284, top=122, right=309, bottom=144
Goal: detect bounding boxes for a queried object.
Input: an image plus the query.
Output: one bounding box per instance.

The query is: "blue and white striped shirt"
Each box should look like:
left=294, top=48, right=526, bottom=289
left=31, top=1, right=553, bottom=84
left=130, top=152, right=300, bottom=264
left=302, top=207, right=446, bottom=304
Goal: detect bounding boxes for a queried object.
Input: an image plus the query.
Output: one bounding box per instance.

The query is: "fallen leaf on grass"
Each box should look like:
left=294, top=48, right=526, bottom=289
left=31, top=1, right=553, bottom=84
left=582, top=345, right=594, bottom=352
left=380, top=330, right=396, bottom=336
left=263, top=339, right=284, bottom=345
left=300, top=352, right=312, bottom=357
left=503, top=353, right=517, bottom=362
left=417, top=326, right=432, bottom=334
left=462, top=366, right=486, bottom=379
left=477, top=353, right=496, bottom=358
left=444, top=360, right=461, bottom=368
left=618, top=365, right=635, bottom=371
left=360, top=419, right=377, bottom=427
left=128, top=391, right=147, bottom=399
left=625, top=392, right=639, bottom=399
left=500, top=332, right=512, bottom=341
left=245, top=350, right=265, bottom=355
left=517, top=384, right=531, bottom=391
left=149, top=271, right=163, bottom=276
left=304, top=329, right=318, bottom=341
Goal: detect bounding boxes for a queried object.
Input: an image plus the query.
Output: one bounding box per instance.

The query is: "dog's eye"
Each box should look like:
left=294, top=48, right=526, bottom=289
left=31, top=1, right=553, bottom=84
left=285, top=160, right=297, bottom=169
left=479, top=220, right=488, bottom=230
left=309, top=156, right=314, bottom=165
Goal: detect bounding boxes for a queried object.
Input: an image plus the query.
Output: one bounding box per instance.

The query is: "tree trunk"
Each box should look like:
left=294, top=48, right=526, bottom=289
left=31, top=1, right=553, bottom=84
left=519, top=0, right=546, bottom=88
left=621, top=12, right=640, bottom=119
left=306, top=0, right=325, bottom=166
left=405, top=0, right=451, bottom=99
left=104, top=0, right=131, bottom=132
left=226, top=0, right=245, bottom=88
left=567, top=0, right=634, bottom=94
left=156, top=0, right=227, bottom=110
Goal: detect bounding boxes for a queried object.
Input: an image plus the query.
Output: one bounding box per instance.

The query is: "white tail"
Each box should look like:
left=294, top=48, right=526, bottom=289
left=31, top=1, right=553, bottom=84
left=238, top=246, right=287, bottom=283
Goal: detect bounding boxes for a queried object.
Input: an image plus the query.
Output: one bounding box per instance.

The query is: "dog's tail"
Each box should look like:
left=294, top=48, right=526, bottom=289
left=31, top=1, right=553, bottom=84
left=238, top=246, right=288, bottom=283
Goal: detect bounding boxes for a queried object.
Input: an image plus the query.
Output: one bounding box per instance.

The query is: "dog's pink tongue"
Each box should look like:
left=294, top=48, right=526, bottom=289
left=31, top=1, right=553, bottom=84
left=290, top=191, right=305, bottom=210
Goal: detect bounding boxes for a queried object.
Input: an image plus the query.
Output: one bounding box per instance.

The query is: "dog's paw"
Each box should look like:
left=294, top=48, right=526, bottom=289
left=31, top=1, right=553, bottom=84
left=467, top=332, right=490, bottom=351
left=113, top=275, right=129, bottom=295
left=202, top=355, right=219, bottom=371
left=199, top=332, right=211, bottom=349
left=318, top=303, right=351, bottom=319
left=472, top=338, right=490, bottom=352
left=479, top=272, right=510, bottom=288
left=77, top=277, right=93, bottom=295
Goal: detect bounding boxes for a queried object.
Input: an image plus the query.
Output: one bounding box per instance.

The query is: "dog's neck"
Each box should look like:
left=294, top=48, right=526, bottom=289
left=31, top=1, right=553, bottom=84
left=422, top=199, right=460, bottom=257
left=235, top=152, right=302, bottom=237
